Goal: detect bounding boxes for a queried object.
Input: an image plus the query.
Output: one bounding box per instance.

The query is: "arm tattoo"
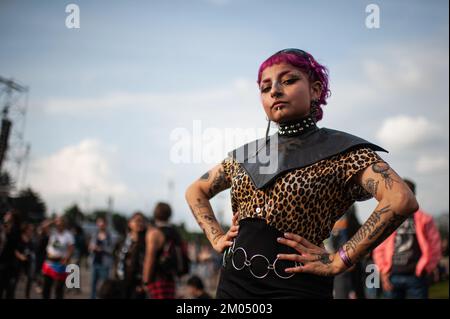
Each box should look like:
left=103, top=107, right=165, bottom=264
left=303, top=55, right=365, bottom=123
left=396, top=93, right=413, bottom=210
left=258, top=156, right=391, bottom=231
left=343, top=204, right=407, bottom=263
left=344, top=205, right=391, bottom=256
left=188, top=198, right=223, bottom=244
left=202, top=214, right=217, bottom=224
left=366, top=211, right=405, bottom=252
left=207, top=168, right=229, bottom=198
left=372, top=162, right=397, bottom=190
left=364, top=178, right=379, bottom=197
left=199, top=171, right=210, bottom=181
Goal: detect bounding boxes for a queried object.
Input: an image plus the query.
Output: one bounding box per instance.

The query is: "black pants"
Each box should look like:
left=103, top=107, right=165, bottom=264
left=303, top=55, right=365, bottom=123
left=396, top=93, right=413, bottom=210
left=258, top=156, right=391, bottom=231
left=42, top=275, right=65, bottom=299
left=0, top=264, right=18, bottom=299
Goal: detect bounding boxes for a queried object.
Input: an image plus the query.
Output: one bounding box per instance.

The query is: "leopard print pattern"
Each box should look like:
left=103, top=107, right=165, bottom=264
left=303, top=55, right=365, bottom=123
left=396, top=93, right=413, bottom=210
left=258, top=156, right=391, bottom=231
left=221, top=147, right=383, bottom=246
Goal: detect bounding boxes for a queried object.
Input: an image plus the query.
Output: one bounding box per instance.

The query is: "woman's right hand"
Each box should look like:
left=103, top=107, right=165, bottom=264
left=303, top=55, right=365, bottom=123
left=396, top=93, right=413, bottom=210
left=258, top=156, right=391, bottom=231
left=212, top=213, right=239, bottom=254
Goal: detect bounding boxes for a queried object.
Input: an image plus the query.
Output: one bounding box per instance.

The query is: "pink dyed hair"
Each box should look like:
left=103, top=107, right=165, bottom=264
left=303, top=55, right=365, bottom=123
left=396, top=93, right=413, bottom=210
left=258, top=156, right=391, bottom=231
left=257, top=49, right=331, bottom=122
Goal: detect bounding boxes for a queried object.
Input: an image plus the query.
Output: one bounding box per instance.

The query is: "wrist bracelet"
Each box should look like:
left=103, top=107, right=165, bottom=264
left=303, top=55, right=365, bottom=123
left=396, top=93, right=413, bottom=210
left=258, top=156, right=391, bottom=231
left=338, top=247, right=353, bottom=268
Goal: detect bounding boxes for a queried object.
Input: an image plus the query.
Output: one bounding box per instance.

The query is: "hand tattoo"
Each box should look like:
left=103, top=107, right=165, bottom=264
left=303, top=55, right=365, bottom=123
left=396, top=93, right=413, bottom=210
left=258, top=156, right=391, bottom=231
left=316, top=253, right=332, bottom=265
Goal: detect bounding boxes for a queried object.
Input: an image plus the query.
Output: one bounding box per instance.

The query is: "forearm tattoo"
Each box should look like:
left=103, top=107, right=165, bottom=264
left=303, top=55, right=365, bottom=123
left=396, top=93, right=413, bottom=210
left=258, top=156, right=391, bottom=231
left=366, top=211, right=405, bottom=252
left=371, top=162, right=397, bottom=190
left=343, top=204, right=407, bottom=263
left=189, top=198, right=223, bottom=244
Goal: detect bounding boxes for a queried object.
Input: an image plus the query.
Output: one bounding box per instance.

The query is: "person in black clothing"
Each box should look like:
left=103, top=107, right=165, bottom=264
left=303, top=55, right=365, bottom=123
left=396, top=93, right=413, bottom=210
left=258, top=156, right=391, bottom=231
left=185, top=48, right=419, bottom=298
left=97, top=279, right=125, bottom=299
left=186, top=275, right=211, bottom=299
left=0, top=211, right=21, bottom=299
left=116, top=211, right=147, bottom=299
left=16, top=223, right=36, bottom=299
left=143, top=202, right=182, bottom=299
left=331, top=206, right=366, bottom=299
left=34, top=219, right=50, bottom=294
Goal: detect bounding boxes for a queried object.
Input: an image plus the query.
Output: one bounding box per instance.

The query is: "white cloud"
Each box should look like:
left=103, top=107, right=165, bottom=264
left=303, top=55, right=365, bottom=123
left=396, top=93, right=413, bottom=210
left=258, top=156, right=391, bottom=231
left=362, top=58, right=421, bottom=91
left=43, top=79, right=260, bottom=118
left=416, top=155, right=449, bottom=174
left=327, top=41, right=449, bottom=122
left=27, top=139, right=128, bottom=212
left=361, top=42, right=448, bottom=92
left=376, top=115, right=442, bottom=150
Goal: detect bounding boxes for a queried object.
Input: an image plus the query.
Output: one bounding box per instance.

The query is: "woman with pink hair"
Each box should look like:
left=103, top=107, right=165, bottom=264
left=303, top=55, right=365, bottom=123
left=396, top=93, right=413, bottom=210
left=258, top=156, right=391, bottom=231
left=186, top=48, right=419, bottom=298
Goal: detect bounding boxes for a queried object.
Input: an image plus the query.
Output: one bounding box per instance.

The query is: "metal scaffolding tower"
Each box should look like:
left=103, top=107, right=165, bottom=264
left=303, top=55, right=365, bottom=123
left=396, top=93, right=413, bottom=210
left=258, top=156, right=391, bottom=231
left=0, top=76, right=30, bottom=193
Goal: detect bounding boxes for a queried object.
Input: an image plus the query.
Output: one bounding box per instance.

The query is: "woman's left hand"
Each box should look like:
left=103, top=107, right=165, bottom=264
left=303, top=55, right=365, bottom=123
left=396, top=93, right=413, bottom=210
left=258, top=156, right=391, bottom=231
left=277, top=233, right=346, bottom=277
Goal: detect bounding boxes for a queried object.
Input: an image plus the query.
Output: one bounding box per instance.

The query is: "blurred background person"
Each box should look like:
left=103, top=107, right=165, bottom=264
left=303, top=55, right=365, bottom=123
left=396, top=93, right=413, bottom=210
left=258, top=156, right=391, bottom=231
left=330, top=205, right=366, bottom=299
left=0, top=211, right=22, bottom=299
left=89, top=216, right=114, bottom=299
left=193, top=244, right=220, bottom=295
left=33, top=219, right=50, bottom=295
left=186, top=275, right=211, bottom=299
left=115, top=211, right=147, bottom=299
left=143, top=202, right=188, bottom=299
left=72, top=224, right=88, bottom=269
left=373, top=179, right=442, bottom=299
left=41, top=216, right=74, bottom=299
left=15, top=223, right=36, bottom=299
left=97, top=279, right=125, bottom=299
left=438, top=237, right=449, bottom=281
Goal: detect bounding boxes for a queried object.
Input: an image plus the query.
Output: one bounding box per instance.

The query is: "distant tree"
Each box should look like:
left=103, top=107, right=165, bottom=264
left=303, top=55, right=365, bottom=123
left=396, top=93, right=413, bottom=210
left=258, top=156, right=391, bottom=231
left=63, top=204, right=85, bottom=227
left=10, top=187, right=46, bottom=223
left=0, top=171, right=14, bottom=194
left=174, top=222, right=210, bottom=245
left=87, top=210, right=128, bottom=236
left=436, top=212, right=449, bottom=240
left=0, top=171, right=14, bottom=215
left=86, top=210, right=107, bottom=222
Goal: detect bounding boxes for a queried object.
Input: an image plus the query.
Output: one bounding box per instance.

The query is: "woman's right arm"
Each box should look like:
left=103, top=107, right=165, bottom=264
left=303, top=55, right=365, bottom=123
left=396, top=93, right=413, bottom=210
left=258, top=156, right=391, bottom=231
left=185, top=162, right=238, bottom=253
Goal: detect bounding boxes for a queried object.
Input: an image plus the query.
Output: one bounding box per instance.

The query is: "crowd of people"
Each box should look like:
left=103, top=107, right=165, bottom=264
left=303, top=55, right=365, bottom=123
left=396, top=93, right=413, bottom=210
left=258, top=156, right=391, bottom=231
left=0, top=202, right=217, bottom=299
left=0, top=189, right=448, bottom=299
left=328, top=180, right=448, bottom=299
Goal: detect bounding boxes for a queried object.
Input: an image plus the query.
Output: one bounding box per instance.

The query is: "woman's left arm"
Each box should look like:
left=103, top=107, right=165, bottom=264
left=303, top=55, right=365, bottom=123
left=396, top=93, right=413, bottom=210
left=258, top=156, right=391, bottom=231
left=277, top=160, right=419, bottom=276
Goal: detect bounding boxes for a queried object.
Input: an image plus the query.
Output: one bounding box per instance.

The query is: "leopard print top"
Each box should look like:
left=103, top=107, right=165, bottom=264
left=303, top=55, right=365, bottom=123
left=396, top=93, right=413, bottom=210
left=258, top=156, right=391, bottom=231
left=221, top=147, right=383, bottom=246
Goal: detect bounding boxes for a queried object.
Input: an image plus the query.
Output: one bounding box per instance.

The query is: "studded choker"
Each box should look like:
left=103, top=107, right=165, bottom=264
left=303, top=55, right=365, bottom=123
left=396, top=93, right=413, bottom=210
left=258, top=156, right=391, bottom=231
left=277, top=116, right=317, bottom=137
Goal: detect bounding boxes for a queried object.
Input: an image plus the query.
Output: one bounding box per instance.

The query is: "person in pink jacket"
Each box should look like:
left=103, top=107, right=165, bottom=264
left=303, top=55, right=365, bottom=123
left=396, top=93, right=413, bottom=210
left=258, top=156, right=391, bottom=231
left=373, top=179, right=442, bottom=299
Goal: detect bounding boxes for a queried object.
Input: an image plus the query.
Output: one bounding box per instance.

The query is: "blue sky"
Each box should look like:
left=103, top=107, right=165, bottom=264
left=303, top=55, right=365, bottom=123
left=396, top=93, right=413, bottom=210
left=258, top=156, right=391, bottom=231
left=1, top=0, right=448, bottom=230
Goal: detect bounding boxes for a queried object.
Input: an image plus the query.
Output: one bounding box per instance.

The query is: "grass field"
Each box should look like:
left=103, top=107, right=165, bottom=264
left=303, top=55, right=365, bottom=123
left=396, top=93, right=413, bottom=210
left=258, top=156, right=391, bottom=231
left=429, top=280, right=449, bottom=299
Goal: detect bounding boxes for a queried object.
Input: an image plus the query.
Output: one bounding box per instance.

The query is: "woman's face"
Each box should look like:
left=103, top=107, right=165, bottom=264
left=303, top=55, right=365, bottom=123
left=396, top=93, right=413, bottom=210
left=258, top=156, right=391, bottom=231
left=259, top=62, right=321, bottom=123
left=96, top=218, right=107, bottom=230
left=129, top=215, right=145, bottom=233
